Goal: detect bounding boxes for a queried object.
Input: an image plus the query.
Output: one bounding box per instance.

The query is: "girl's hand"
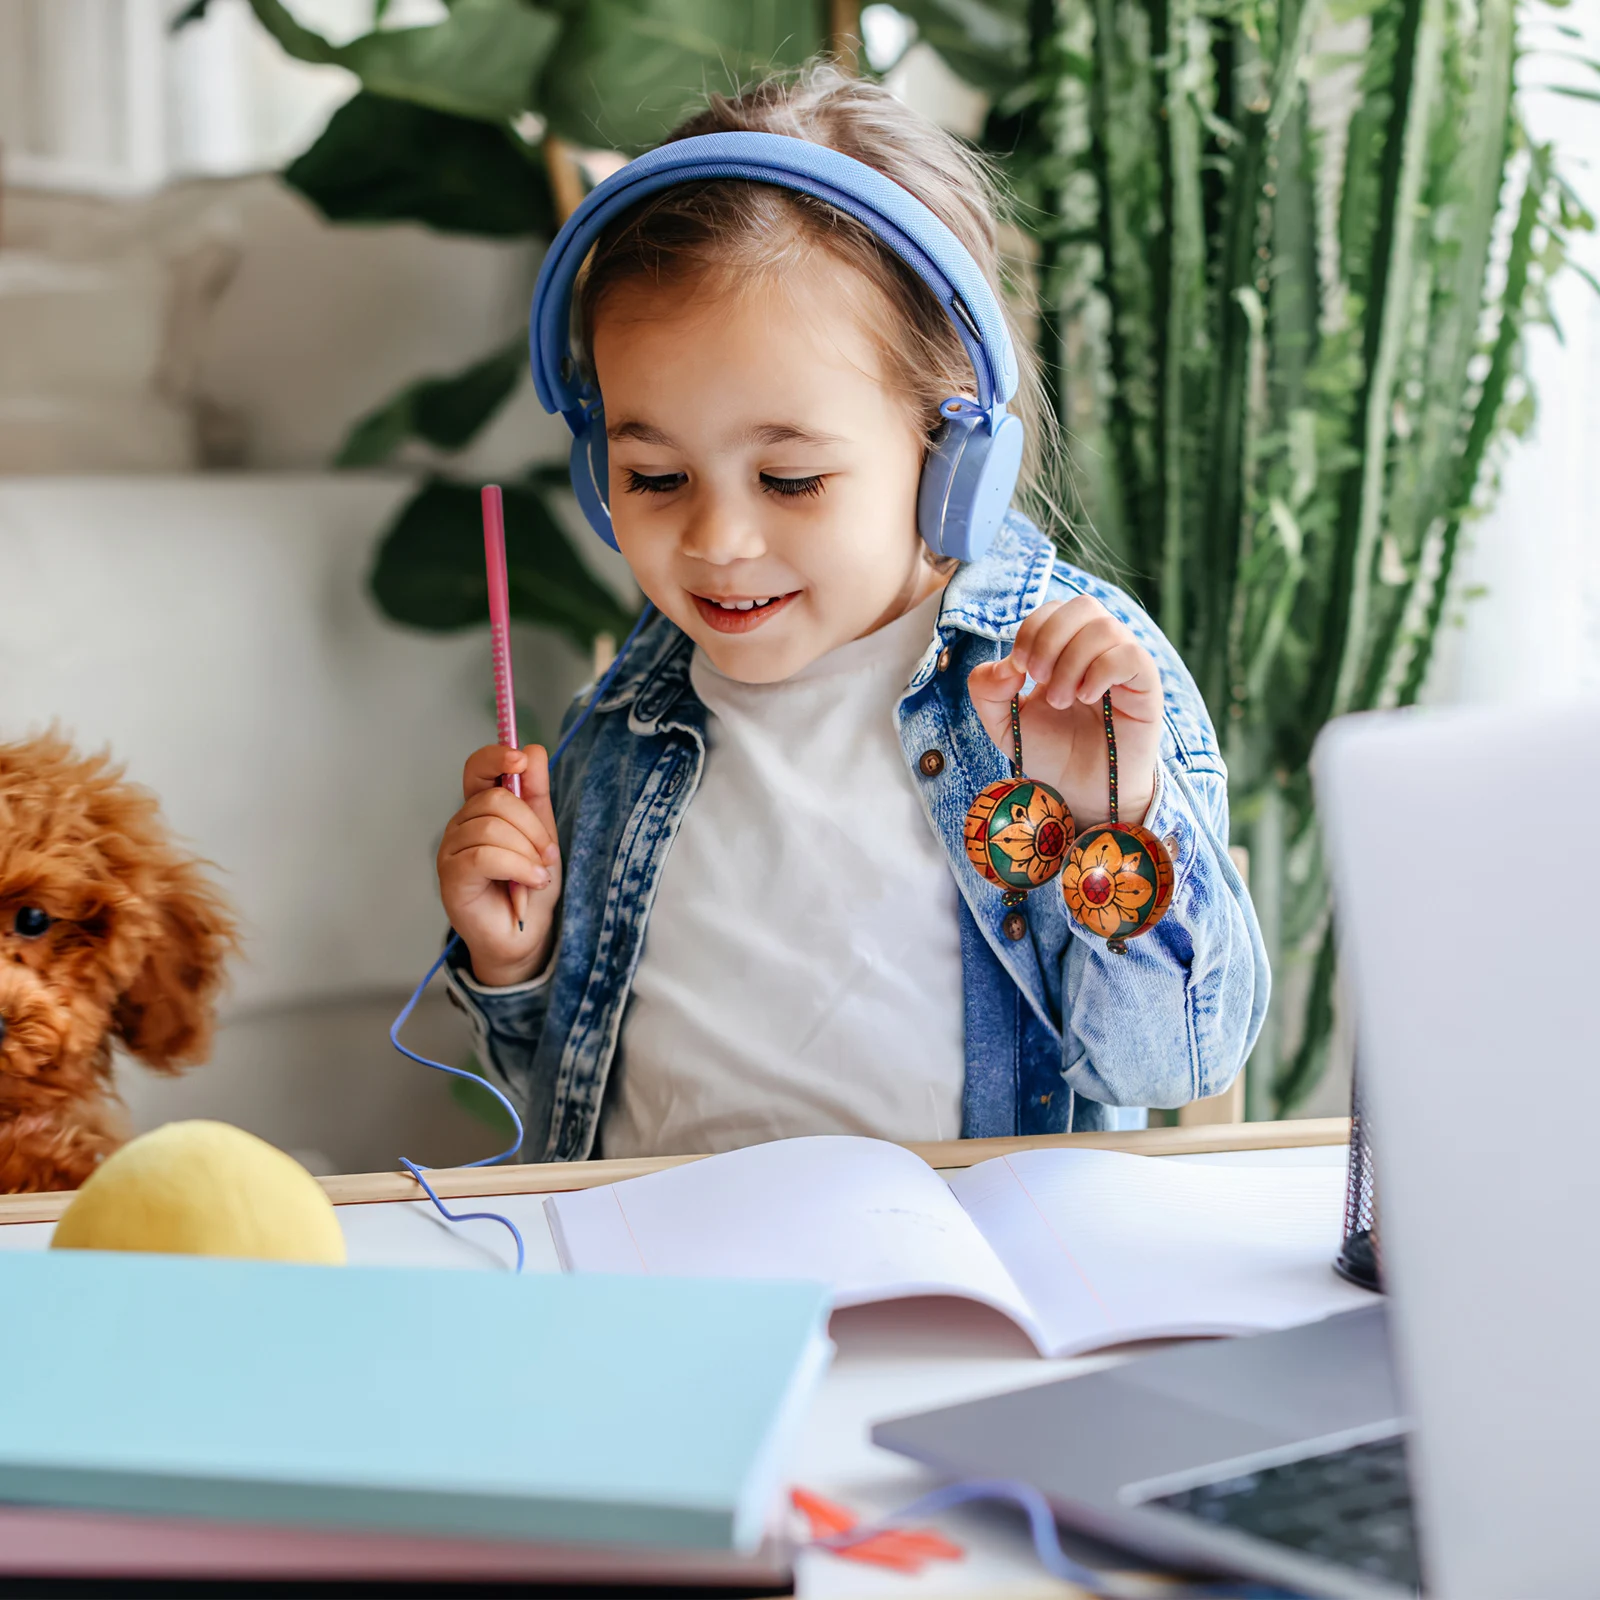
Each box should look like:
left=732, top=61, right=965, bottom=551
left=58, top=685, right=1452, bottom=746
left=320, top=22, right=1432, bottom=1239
left=437, top=744, right=561, bottom=988
left=966, top=597, right=1164, bottom=827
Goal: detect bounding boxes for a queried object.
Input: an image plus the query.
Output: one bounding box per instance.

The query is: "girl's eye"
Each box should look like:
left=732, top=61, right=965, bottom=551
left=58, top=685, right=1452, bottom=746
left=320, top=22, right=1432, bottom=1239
left=760, top=474, right=825, bottom=499
left=13, top=907, right=52, bottom=939
left=623, top=470, right=686, bottom=495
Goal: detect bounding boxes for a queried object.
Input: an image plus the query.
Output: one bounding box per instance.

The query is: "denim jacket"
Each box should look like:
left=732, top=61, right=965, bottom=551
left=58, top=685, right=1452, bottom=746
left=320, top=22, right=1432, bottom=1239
left=445, top=513, right=1268, bottom=1160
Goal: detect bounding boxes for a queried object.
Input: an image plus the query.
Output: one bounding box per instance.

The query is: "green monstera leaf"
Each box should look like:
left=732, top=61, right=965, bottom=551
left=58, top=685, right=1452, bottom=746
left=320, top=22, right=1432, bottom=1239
left=371, top=479, right=635, bottom=654
left=338, top=341, right=529, bottom=468
left=536, top=0, right=824, bottom=152
left=242, top=0, right=559, bottom=122
left=287, top=94, right=553, bottom=237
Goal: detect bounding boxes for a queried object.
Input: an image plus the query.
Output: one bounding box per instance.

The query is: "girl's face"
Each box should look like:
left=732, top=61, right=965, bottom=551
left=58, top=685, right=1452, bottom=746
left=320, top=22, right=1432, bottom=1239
left=590, top=253, right=942, bottom=683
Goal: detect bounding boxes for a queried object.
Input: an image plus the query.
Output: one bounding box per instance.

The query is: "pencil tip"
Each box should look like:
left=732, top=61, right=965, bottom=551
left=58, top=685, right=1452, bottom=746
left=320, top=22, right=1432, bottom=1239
left=518, top=920, right=524, bottom=932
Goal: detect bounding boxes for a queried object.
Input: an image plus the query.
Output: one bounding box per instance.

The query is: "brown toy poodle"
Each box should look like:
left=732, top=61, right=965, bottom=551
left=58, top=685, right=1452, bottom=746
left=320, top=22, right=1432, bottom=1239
left=0, top=733, right=238, bottom=1193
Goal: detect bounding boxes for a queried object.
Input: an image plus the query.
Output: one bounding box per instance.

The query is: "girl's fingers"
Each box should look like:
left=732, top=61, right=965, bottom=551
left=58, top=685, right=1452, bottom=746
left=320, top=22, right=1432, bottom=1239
left=462, top=743, right=532, bottom=800
left=1007, top=599, right=1068, bottom=675
left=1075, top=640, right=1161, bottom=710
left=1010, top=597, right=1105, bottom=694
left=1041, top=623, right=1152, bottom=710
left=448, top=788, right=558, bottom=859
left=442, top=844, right=551, bottom=893
left=518, top=745, right=560, bottom=858
left=445, top=813, right=552, bottom=870
left=965, top=654, right=1028, bottom=718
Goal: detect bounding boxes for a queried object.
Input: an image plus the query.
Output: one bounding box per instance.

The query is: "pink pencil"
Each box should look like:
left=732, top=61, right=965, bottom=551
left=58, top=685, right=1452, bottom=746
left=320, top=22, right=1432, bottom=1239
left=482, top=485, right=528, bottom=933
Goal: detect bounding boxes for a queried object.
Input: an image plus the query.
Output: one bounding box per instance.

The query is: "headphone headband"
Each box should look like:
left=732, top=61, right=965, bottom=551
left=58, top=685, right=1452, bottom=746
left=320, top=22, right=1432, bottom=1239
left=529, top=129, right=1024, bottom=564
left=528, top=130, right=1019, bottom=426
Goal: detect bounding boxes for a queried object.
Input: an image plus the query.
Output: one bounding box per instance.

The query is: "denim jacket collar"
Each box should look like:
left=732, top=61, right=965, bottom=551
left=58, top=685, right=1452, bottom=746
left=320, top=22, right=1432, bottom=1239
left=594, top=614, right=693, bottom=736
left=592, top=512, right=1057, bottom=732
left=934, top=512, right=1057, bottom=641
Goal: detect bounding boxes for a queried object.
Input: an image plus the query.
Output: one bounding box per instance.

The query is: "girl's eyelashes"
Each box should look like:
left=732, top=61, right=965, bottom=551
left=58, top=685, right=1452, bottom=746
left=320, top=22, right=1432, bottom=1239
left=760, top=473, right=825, bottom=499
left=621, top=469, right=827, bottom=499
left=623, top=469, right=686, bottom=495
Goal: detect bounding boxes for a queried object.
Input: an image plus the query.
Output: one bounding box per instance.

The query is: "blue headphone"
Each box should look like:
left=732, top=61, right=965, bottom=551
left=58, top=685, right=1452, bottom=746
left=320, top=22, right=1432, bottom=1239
left=528, top=130, right=1024, bottom=565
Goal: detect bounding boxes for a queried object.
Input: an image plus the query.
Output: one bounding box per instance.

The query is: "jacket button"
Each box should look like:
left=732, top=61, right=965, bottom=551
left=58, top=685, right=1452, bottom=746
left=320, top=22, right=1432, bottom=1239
left=1002, top=910, right=1027, bottom=942
left=937, top=647, right=952, bottom=673
left=918, top=749, right=946, bottom=778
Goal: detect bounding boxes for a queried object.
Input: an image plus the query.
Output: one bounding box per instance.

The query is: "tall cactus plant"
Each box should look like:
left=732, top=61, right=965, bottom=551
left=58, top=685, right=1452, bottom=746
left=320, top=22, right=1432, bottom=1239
left=915, top=0, right=1593, bottom=1111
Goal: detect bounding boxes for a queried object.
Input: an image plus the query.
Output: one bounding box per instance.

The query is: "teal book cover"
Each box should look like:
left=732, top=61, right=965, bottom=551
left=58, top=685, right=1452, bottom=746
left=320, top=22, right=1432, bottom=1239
left=0, top=1251, right=831, bottom=1552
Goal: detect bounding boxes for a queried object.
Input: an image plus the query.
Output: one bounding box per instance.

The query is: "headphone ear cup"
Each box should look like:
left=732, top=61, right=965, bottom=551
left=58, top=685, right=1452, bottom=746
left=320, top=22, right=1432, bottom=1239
left=568, top=419, right=617, bottom=550
left=917, top=409, right=1024, bottom=564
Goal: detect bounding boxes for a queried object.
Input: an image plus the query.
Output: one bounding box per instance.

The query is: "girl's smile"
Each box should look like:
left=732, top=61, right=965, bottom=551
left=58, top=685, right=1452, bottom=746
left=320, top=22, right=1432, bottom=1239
left=691, top=591, right=801, bottom=632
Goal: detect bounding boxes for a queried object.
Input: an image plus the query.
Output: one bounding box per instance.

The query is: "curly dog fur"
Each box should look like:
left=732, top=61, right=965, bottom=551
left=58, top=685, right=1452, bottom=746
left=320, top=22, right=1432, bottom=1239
left=0, top=733, right=238, bottom=1193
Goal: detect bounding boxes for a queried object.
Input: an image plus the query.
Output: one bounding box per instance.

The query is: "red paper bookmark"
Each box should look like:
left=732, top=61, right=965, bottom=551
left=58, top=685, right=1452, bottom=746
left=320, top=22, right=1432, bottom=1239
left=791, top=1487, right=965, bottom=1574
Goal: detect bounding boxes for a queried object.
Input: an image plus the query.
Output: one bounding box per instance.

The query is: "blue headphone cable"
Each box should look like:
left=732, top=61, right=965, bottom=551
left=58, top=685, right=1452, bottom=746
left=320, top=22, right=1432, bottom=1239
left=819, top=1478, right=1298, bottom=1598
left=389, top=605, right=656, bottom=1270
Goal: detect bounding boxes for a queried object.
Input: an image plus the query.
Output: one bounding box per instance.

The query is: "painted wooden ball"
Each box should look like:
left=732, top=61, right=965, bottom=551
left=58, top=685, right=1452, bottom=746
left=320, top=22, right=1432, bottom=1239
left=1062, top=823, right=1174, bottom=947
left=963, top=778, right=1074, bottom=893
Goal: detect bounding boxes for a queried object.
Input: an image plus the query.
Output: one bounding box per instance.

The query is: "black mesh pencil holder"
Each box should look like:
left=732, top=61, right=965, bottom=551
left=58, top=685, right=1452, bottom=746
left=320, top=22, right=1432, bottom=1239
left=1335, top=1066, right=1383, bottom=1291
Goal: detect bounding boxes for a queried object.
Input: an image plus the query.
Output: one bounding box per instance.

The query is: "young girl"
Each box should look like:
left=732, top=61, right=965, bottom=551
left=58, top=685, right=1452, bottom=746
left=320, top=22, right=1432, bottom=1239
left=436, top=67, right=1267, bottom=1162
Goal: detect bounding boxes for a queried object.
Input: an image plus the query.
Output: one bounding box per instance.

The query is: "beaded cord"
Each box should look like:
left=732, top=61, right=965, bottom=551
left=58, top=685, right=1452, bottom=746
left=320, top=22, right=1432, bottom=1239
left=1002, top=695, right=1026, bottom=911
left=1103, top=691, right=1119, bottom=826
left=1102, top=691, right=1127, bottom=954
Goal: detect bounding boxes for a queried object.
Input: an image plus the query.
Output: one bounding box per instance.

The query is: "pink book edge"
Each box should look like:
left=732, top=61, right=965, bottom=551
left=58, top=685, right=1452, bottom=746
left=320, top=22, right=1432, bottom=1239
left=0, top=1503, right=793, bottom=1584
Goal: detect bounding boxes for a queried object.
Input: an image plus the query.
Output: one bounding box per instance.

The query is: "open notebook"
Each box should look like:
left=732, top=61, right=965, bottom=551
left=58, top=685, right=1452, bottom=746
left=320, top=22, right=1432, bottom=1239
left=546, top=1136, right=1374, bottom=1359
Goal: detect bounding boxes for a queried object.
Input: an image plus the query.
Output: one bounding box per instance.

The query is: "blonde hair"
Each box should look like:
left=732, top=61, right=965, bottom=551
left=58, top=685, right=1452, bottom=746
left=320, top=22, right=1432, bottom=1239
left=574, top=63, right=1051, bottom=537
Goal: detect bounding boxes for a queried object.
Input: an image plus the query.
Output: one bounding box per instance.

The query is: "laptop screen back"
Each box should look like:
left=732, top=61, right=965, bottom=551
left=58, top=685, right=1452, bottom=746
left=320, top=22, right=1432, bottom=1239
left=1316, top=702, right=1600, bottom=1600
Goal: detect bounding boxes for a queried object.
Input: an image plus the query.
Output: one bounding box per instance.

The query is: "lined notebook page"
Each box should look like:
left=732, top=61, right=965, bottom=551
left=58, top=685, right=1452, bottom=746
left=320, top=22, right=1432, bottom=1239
left=948, top=1149, right=1372, bottom=1357
left=546, top=1135, right=1044, bottom=1344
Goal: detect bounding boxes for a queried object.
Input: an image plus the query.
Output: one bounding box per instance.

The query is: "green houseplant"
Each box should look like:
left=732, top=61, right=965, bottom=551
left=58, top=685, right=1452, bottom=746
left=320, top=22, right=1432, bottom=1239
left=898, top=0, right=1594, bottom=1110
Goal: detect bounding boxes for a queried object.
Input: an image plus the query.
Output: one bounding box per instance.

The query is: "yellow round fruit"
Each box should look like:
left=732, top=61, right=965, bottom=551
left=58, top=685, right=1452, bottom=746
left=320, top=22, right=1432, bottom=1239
left=51, top=1120, right=345, bottom=1265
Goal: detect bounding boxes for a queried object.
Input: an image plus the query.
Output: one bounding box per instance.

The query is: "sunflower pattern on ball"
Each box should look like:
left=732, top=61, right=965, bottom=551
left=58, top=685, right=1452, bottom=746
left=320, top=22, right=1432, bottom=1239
left=1062, top=824, right=1174, bottom=947
left=964, top=778, right=1073, bottom=892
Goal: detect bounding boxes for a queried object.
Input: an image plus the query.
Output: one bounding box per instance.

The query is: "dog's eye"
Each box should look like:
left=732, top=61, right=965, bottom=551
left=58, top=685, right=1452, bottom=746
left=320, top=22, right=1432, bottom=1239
left=12, top=907, right=52, bottom=939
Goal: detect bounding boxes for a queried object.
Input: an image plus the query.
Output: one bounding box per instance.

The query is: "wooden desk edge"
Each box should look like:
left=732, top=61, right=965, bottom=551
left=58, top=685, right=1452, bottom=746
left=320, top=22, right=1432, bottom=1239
left=0, top=1118, right=1350, bottom=1226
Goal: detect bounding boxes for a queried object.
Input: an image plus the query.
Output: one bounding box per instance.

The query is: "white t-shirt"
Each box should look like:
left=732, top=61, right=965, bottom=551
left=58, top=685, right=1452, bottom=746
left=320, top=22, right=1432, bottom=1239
left=601, top=591, right=966, bottom=1158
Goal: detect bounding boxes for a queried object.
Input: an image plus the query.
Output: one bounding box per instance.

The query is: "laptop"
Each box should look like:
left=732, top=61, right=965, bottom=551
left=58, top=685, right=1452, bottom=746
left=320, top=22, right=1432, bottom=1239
left=874, top=700, right=1600, bottom=1599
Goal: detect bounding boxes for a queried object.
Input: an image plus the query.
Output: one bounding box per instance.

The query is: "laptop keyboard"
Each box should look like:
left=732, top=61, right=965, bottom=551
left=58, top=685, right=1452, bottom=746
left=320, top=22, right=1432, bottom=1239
left=1148, top=1435, right=1420, bottom=1590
